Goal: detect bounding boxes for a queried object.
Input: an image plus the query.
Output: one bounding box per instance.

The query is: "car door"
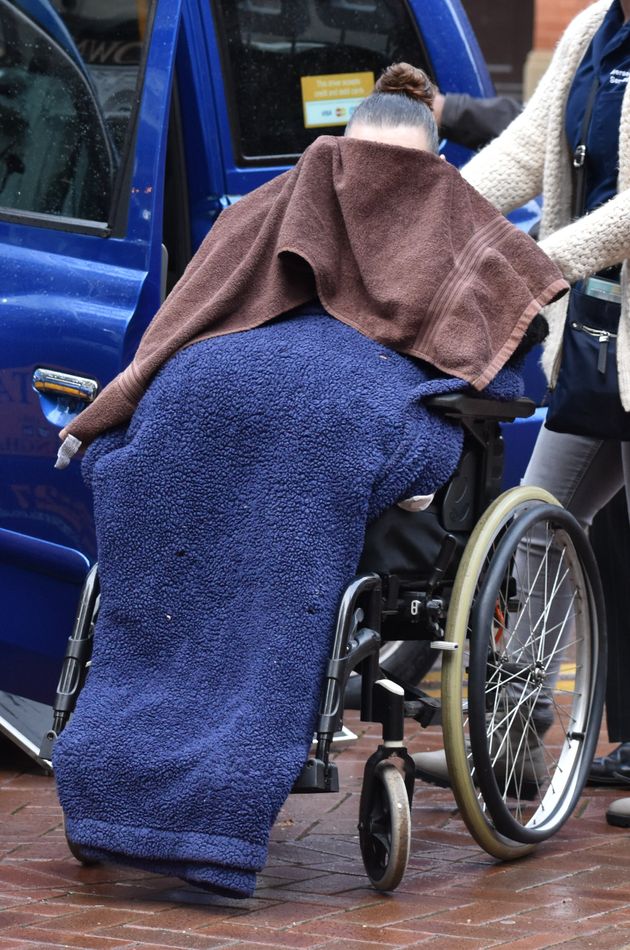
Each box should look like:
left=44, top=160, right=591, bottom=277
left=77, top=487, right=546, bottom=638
left=0, top=0, right=182, bottom=744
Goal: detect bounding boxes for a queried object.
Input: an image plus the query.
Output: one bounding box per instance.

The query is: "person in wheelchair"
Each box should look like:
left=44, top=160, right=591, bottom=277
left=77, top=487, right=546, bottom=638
left=51, top=64, right=567, bottom=896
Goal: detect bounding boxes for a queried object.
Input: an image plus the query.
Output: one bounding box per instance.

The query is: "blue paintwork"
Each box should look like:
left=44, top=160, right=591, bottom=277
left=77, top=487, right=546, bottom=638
left=176, top=1, right=229, bottom=249
left=411, top=0, right=494, bottom=96
left=0, top=0, right=182, bottom=701
left=0, top=0, right=538, bottom=705
left=1, top=539, right=93, bottom=702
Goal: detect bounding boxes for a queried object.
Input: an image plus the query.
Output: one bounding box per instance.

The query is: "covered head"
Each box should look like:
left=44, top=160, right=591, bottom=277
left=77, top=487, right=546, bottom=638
left=345, top=62, right=439, bottom=153
left=56, top=113, right=568, bottom=462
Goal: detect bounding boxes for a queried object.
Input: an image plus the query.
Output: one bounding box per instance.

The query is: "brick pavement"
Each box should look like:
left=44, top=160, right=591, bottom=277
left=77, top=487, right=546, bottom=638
left=1, top=718, right=630, bottom=950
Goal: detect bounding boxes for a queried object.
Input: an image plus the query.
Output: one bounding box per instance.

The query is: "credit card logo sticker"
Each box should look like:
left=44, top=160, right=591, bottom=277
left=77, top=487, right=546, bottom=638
left=300, top=72, right=374, bottom=128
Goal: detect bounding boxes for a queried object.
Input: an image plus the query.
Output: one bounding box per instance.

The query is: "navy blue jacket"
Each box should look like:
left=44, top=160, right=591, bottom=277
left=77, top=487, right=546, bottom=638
left=566, top=0, right=630, bottom=213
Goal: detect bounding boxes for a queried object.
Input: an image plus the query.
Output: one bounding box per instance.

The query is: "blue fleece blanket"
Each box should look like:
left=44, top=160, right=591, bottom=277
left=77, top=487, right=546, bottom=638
left=53, top=309, right=522, bottom=896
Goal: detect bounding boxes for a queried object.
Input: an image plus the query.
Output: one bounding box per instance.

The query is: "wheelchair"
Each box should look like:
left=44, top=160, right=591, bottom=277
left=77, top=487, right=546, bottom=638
left=40, top=394, right=606, bottom=893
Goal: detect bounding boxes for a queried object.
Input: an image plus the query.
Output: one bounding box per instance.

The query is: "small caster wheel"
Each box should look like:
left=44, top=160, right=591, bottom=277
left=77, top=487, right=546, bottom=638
left=359, top=760, right=410, bottom=891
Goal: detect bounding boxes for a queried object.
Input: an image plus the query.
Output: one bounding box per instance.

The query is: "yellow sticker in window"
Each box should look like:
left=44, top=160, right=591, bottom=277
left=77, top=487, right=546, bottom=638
left=300, top=72, right=375, bottom=129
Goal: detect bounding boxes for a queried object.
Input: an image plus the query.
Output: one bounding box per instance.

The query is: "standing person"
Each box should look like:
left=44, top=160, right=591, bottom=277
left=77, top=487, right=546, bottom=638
left=412, top=0, right=630, bottom=816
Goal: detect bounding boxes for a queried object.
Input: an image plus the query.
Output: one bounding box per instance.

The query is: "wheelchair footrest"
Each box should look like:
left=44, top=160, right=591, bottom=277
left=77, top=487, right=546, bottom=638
left=292, top=758, right=340, bottom=793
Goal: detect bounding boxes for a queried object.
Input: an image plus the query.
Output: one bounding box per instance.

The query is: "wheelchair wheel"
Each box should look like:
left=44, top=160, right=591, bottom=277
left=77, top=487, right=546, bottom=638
left=359, top=760, right=410, bottom=891
left=467, top=502, right=605, bottom=844
left=441, top=486, right=603, bottom=859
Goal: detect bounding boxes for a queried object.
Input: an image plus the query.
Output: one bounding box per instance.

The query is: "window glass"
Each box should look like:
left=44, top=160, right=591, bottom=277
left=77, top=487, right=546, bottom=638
left=214, top=0, right=432, bottom=162
left=0, top=0, right=150, bottom=223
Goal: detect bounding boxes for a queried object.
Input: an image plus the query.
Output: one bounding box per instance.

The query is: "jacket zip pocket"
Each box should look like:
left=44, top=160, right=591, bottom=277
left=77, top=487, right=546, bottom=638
left=571, top=321, right=616, bottom=375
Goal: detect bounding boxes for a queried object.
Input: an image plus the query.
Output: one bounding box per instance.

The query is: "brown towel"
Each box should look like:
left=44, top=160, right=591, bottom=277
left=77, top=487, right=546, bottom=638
left=61, top=136, right=567, bottom=451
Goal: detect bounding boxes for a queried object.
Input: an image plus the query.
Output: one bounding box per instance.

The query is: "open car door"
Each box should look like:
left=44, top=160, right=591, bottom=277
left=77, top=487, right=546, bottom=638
left=0, top=0, right=181, bottom=760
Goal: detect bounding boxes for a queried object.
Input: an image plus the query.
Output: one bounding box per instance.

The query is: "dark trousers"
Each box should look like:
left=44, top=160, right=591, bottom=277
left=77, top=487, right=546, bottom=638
left=521, top=426, right=630, bottom=743
left=591, top=490, right=630, bottom=742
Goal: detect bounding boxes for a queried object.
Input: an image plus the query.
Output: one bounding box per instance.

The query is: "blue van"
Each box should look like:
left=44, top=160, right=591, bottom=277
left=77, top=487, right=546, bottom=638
left=0, top=0, right=540, bottom=761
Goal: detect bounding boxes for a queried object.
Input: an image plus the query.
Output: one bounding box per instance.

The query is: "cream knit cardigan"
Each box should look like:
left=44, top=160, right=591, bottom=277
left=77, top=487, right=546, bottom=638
left=462, top=0, right=630, bottom=409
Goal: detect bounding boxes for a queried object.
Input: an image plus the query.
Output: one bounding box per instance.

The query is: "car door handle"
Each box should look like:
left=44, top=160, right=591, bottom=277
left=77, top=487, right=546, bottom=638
left=32, top=368, right=99, bottom=404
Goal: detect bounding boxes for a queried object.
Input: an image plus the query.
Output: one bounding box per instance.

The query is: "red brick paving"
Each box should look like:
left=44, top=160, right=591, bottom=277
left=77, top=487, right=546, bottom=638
left=1, top=719, right=630, bottom=949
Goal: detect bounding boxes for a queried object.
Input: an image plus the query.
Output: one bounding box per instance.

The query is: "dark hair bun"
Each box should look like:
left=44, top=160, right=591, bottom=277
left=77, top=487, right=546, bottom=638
left=374, top=63, right=436, bottom=110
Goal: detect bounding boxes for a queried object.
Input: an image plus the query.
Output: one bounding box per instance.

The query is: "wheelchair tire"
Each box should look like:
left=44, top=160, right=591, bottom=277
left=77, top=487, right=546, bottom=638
left=359, top=760, right=410, bottom=891
left=467, top=502, right=605, bottom=844
left=441, top=487, right=565, bottom=860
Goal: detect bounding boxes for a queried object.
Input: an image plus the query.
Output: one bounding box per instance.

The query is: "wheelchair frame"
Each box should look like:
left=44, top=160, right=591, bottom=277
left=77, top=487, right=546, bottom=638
left=41, top=394, right=606, bottom=892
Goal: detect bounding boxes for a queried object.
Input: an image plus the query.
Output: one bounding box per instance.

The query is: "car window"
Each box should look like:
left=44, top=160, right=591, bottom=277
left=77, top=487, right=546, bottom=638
left=0, top=0, right=150, bottom=225
left=213, top=0, right=432, bottom=163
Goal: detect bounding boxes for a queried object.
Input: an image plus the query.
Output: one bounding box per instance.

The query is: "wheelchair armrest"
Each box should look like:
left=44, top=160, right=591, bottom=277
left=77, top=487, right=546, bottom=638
left=425, top=393, right=536, bottom=422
